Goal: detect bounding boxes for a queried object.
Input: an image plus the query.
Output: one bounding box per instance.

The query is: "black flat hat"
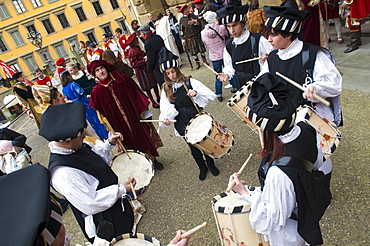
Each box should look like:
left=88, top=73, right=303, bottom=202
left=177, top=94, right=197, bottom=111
left=158, top=47, right=179, bottom=73
left=216, top=4, right=249, bottom=24
left=39, top=102, right=87, bottom=142
left=264, top=6, right=310, bottom=34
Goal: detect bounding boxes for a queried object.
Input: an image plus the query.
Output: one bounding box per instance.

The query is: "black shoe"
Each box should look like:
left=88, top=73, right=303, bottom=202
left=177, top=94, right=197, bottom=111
left=208, top=165, right=219, bottom=176
left=199, top=168, right=208, bottom=180
left=230, top=89, right=237, bottom=93
left=154, top=159, right=164, bottom=170
left=218, top=96, right=223, bottom=102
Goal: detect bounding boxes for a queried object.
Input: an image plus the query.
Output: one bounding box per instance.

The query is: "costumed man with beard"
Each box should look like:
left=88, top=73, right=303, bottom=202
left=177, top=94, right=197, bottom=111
left=179, top=4, right=210, bottom=69
left=88, top=60, right=164, bottom=170
left=229, top=73, right=331, bottom=246
left=138, top=25, right=166, bottom=87
left=259, top=6, right=342, bottom=195
left=216, top=4, right=273, bottom=90
left=39, top=102, right=136, bottom=243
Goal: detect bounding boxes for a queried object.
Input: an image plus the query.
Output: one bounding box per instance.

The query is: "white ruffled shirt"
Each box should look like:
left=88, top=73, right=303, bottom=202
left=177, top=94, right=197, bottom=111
left=223, top=28, right=273, bottom=79
left=158, top=77, right=216, bottom=136
left=49, top=140, right=127, bottom=239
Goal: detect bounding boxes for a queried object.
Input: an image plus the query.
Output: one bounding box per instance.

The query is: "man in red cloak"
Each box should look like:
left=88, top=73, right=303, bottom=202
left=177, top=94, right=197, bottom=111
left=88, top=60, right=164, bottom=169
left=341, top=0, right=370, bottom=53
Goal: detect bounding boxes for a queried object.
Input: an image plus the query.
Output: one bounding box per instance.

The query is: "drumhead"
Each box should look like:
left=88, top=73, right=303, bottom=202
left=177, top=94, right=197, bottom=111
left=111, top=150, right=154, bottom=190
left=185, top=114, right=212, bottom=144
left=212, top=192, right=251, bottom=213
left=111, top=233, right=164, bottom=246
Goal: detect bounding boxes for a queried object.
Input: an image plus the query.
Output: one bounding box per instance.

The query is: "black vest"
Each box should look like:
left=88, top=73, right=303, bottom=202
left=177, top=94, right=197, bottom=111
left=172, top=81, right=199, bottom=136
left=267, top=43, right=321, bottom=107
left=226, top=33, right=262, bottom=82
left=49, top=145, right=134, bottom=242
left=257, top=123, right=330, bottom=245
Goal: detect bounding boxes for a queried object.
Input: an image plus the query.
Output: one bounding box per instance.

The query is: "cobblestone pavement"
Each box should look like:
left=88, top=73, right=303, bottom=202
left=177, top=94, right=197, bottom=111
left=7, top=25, right=370, bottom=246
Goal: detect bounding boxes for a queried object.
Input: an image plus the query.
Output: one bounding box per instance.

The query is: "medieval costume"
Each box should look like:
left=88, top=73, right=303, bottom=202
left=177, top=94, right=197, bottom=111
left=319, top=0, right=343, bottom=44
left=71, top=70, right=96, bottom=95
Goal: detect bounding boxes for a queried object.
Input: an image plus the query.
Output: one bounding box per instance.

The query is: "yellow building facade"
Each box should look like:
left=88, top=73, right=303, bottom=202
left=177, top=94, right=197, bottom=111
left=0, top=0, right=135, bottom=79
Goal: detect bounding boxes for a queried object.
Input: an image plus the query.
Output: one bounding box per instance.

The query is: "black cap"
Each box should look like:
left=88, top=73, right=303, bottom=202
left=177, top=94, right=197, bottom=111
left=264, top=6, right=310, bottom=34
left=0, top=164, right=51, bottom=246
left=216, top=4, right=249, bottom=24
left=158, top=47, right=179, bottom=73
left=39, top=102, right=87, bottom=142
left=246, top=73, right=296, bottom=132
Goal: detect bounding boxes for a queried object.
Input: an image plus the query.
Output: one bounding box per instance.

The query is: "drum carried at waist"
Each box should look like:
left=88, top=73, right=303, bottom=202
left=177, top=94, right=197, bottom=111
left=110, top=150, right=154, bottom=195
left=227, top=83, right=259, bottom=133
left=185, top=112, right=234, bottom=159
left=110, top=233, right=164, bottom=246
left=296, top=105, right=341, bottom=160
left=212, top=192, right=269, bottom=246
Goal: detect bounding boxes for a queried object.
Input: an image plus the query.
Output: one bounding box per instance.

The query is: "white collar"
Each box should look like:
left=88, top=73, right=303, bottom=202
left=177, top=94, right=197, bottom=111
left=49, top=142, right=75, bottom=155
left=276, top=38, right=303, bottom=60
left=38, top=75, right=46, bottom=80
left=278, top=124, right=301, bottom=144
left=232, top=28, right=250, bottom=46
left=172, top=82, right=184, bottom=93
left=72, top=70, right=84, bottom=80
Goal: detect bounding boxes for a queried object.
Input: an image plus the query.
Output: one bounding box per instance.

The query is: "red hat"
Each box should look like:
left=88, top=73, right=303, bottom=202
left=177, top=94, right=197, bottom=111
left=55, top=57, right=65, bottom=66
left=87, top=60, right=116, bottom=76
left=192, top=0, right=204, bottom=4
left=179, top=4, right=189, bottom=13
left=127, top=33, right=137, bottom=46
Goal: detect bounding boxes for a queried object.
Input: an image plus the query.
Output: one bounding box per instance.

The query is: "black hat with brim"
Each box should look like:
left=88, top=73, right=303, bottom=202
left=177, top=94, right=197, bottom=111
left=39, top=102, right=87, bottom=142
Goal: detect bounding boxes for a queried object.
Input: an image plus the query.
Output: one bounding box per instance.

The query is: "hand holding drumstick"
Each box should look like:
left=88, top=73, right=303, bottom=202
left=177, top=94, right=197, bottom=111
left=123, top=177, right=136, bottom=193
left=108, top=132, right=124, bottom=152
left=228, top=173, right=249, bottom=195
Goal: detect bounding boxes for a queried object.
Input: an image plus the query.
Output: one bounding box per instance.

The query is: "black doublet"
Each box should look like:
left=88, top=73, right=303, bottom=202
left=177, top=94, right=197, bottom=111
left=172, top=81, right=199, bottom=136
left=49, top=145, right=134, bottom=242
left=257, top=122, right=330, bottom=245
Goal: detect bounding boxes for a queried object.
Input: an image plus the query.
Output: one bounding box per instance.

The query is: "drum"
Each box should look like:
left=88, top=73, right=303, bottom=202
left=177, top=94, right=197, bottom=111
left=110, top=150, right=154, bottom=194
left=111, top=233, right=164, bottom=246
left=227, top=83, right=259, bottom=133
left=296, top=105, right=341, bottom=160
left=185, top=112, right=234, bottom=159
left=212, top=192, right=269, bottom=246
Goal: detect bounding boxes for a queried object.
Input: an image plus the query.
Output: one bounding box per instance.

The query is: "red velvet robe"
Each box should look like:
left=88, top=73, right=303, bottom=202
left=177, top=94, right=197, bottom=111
left=350, top=0, right=370, bottom=20
left=89, top=71, right=159, bottom=157
left=301, top=0, right=321, bottom=47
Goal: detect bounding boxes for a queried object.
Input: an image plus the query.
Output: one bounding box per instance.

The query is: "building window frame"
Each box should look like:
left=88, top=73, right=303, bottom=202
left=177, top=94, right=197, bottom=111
left=8, top=28, right=25, bottom=47
left=0, top=3, right=12, bottom=20
left=0, top=34, right=9, bottom=53
left=101, top=24, right=113, bottom=37
left=66, top=36, right=81, bottom=53
left=52, top=42, right=68, bottom=60
left=91, top=1, right=103, bottom=16
left=109, top=0, right=119, bottom=10
left=55, top=11, right=70, bottom=29
left=30, top=0, right=42, bottom=8
left=12, top=0, right=26, bottom=14
left=22, top=54, right=39, bottom=73
left=74, top=6, right=87, bottom=22
left=8, top=60, right=21, bottom=73
left=116, top=18, right=130, bottom=35
left=39, top=16, right=55, bottom=34
left=83, top=29, right=97, bottom=44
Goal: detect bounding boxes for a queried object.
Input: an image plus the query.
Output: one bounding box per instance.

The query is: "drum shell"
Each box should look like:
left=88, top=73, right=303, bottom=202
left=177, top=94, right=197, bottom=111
left=212, top=192, right=269, bottom=246
left=296, top=106, right=341, bottom=160
left=185, top=113, right=234, bottom=159
left=110, top=150, right=154, bottom=195
left=227, top=84, right=259, bottom=133
left=111, top=233, right=164, bottom=246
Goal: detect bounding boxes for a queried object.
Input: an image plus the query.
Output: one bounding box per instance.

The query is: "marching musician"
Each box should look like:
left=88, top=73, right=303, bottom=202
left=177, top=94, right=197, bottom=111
left=157, top=47, right=219, bottom=181
left=216, top=4, right=273, bottom=90
left=39, top=102, right=136, bottom=243
left=229, top=73, right=331, bottom=246
left=258, top=6, right=342, bottom=194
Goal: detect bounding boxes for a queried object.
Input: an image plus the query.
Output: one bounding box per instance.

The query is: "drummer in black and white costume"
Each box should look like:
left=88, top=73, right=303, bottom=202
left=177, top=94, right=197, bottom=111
left=258, top=6, right=342, bottom=194
left=39, top=102, right=136, bottom=243
left=216, top=4, right=273, bottom=90
left=157, top=47, right=219, bottom=181
left=229, top=73, right=331, bottom=246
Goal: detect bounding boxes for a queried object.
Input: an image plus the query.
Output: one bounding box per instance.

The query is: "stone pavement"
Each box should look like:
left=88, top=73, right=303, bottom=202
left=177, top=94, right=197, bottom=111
left=6, top=23, right=370, bottom=246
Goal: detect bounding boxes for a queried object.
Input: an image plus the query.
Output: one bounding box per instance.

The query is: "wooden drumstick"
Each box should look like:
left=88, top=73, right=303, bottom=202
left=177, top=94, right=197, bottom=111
left=180, top=222, right=207, bottom=239
left=235, top=56, right=263, bottom=64
left=128, top=176, right=137, bottom=200
left=226, top=153, right=253, bottom=192
left=103, top=117, right=131, bottom=160
left=140, top=119, right=177, bottom=123
left=276, top=71, right=330, bottom=106
left=202, top=62, right=218, bottom=75
left=182, top=82, right=201, bottom=114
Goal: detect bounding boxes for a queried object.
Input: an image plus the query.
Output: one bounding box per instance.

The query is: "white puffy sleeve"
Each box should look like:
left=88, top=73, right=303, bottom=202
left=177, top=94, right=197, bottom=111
left=258, top=36, right=274, bottom=68
left=190, top=78, right=216, bottom=107
left=159, top=89, right=179, bottom=128
left=222, top=47, right=235, bottom=79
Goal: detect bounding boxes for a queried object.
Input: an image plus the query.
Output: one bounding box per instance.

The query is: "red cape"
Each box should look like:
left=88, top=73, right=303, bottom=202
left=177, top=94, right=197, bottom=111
left=350, top=0, right=370, bottom=20
left=89, top=70, right=158, bottom=157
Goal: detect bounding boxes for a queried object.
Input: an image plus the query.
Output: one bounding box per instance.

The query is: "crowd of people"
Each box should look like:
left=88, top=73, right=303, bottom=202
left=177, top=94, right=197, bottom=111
left=1, top=0, right=369, bottom=245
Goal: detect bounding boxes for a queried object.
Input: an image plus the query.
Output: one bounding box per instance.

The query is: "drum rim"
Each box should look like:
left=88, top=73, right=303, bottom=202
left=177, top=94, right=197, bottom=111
left=184, top=112, right=214, bottom=144
left=212, top=192, right=251, bottom=213
left=111, top=233, right=165, bottom=245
